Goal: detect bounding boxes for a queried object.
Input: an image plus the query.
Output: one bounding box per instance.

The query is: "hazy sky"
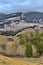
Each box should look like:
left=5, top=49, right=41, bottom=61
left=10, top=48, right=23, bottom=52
left=0, top=0, right=43, bottom=13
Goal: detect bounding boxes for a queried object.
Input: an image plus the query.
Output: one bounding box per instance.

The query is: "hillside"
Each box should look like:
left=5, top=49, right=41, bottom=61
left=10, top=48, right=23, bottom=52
left=0, top=12, right=43, bottom=23
left=24, top=12, right=43, bottom=22
left=0, top=12, right=22, bottom=21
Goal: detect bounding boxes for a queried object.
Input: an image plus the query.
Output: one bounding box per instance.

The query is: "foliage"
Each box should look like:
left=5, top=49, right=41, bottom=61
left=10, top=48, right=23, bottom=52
left=19, top=31, right=43, bottom=56
left=25, top=42, right=32, bottom=58
left=19, top=34, right=25, bottom=45
left=25, top=35, right=30, bottom=42
left=36, top=41, right=43, bottom=55
left=31, top=31, right=43, bottom=55
left=19, top=34, right=30, bottom=45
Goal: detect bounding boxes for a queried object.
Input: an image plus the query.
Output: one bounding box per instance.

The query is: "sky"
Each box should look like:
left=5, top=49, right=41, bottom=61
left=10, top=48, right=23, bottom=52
left=0, top=0, right=43, bottom=13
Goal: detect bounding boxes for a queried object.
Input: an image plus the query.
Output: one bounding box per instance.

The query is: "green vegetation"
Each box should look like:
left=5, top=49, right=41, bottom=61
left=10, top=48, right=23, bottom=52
left=36, top=41, right=43, bottom=55
left=25, top=42, right=32, bottom=58
left=31, top=31, right=43, bottom=55
left=19, top=34, right=30, bottom=45
left=19, top=30, right=43, bottom=58
left=19, top=34, right=25, bottom=45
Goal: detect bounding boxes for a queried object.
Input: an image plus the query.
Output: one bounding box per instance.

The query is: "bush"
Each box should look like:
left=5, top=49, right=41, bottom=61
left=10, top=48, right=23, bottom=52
left=25, top=35, right=30, bottom=42
left=36, top=41, right=43, bottom=55
left=19, top=32, right=43, bottom=57
left=31, top=32, right=43, bottom=55
left=31, top=33, right=42, bottom=45
left=19, top=34, right=30, bottom=45
left=25, top=42, right=32, bottom=58
left=19, top=34, right=25, bottom=45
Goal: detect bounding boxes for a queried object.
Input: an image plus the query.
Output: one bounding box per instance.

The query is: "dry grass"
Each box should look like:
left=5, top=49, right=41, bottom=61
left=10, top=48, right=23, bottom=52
left=15, top=28, right=35, bottom=37
left=0, top=54, right=42, bottom=65
left=0, top=29, right=34, bottom=43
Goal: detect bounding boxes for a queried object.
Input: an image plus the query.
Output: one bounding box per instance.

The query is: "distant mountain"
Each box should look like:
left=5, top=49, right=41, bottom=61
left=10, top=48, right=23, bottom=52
left=0, top=12, right=43, bottom=23
left=0, top=13, right=6, bottom=21
left=24, top=12, right=43, bottom=22
left=0, top=12, right=22, bottom=21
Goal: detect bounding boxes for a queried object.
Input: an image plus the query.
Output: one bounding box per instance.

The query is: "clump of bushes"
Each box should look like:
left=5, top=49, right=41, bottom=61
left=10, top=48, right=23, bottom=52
left=36, top=41, right=43, bottom=55
left=19, top=34, right=32, bottom=58
left=19, top=34, right=25, bottom=45
left=25, top=42, right=32, bottom=58
left=19, top=34, right=30, bottom=45
left=19, top=30, right=43, bottom=58
left=31, top=31, right=43, bottom=56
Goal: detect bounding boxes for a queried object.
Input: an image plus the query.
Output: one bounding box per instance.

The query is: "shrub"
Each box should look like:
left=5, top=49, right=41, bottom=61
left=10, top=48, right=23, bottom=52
left=25, top=35, right=30, bottom=42
left=31, top=33, right=42, bottom=45
left=19, top=34, right=30, bottom=45
left=31, top=32, right=43, bottom=55
left=19, top=34, right=25, bottom=45
left=36, top=41, right=43, bottom=55
left=25, top=42, right=32, bottom=58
